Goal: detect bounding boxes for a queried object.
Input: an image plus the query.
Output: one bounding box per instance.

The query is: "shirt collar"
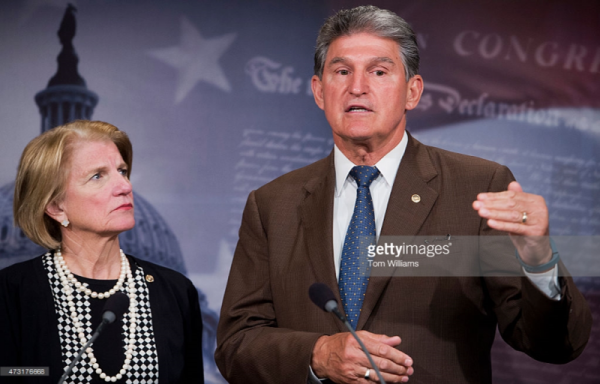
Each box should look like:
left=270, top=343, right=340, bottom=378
left=334, top=132, right=408, bottom=196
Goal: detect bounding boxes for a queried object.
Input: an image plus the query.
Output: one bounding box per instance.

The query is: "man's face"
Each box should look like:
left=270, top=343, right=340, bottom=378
left=312, top=32, right=423, bottom=150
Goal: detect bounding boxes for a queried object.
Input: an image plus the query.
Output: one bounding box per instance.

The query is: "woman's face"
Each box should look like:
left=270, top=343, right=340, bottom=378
left=54, top=140, right=135, bottom=238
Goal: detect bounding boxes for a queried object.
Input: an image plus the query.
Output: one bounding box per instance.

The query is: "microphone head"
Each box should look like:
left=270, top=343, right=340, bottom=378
left=309, top=283, right=338, bottom=312
left=101, top=292, right=130, bottom=324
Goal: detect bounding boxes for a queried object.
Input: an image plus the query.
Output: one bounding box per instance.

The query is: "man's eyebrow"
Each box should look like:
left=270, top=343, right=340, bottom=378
left=327, top=56, right=396, bottom=67
left=369, top=57, right=395, bottom=65
left=328, top=57, right=348, bottom=67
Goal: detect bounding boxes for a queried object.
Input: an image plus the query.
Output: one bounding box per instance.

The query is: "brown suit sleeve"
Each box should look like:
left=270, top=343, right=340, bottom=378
left=482, top=166, right=592, bottom=363
left=215, top=190, right=324, bottom=384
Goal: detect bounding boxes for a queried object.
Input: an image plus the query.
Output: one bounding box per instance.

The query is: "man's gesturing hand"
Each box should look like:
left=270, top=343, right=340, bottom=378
left=311, top=331, right=413, bottom=383
left=473, top=181, right=553, bottom=269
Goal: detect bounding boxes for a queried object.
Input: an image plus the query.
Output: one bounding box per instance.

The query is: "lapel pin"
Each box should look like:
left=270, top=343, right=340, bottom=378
left=145, top=275, right=154, bottom=283
left=411, top=194, right=421, bottom=203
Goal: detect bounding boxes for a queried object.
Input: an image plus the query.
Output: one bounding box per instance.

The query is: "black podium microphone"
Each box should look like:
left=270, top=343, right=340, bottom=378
left=309, top=282, right=345, bottom=321
left=98, top=292, right=130, bottom=330
left=58, top=292, right=130, bottom=384
left=309, top=283, right=386, bottom=384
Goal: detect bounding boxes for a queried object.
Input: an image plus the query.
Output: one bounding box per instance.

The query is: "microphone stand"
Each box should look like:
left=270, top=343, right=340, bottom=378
left=57, top=319, right=110, bottom=384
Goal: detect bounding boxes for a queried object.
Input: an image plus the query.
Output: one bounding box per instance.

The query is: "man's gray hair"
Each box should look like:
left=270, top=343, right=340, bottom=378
left=314, top=5, right=419, bottom=81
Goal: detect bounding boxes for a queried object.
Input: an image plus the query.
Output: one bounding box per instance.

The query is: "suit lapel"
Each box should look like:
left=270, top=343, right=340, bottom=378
left=299, top=152, right=346, bottom=332
left=357, top=133, right=439, bottom=330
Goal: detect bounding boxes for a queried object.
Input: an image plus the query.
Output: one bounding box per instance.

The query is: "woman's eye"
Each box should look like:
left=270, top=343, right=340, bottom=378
left=119, top=169, right=128, bottom=176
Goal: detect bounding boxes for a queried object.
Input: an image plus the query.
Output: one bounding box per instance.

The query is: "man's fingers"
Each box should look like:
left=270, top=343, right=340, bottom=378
left=368, top=353, right=413, bottom=376
left=507, top=181, right=523, bottom=193
left=473, top=183, right=548, bottom=235
left=477, top=208, right=523, bottom=222
left=311, top=332, right=414, bottom=383
left=359, top=355, right=414, bottom=383
left=486, top=219, right=528, bottom=234
left=366, top=333, right=401, bottom=347
left=475, top=194, right=539, bottom=211
left=364, top=368, right=412, bottom=383
left=476, top=201, right=548, bottom=237
left=476, top=189, right=517, bottom=202
left=471, top=181, right=552, bottom=265
left=359, top=332, right=412, bottom=367
left=476, top=182, right=525, bottom=203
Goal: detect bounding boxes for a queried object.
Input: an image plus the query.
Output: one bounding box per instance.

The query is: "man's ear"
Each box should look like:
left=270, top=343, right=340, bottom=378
left=45, top=199, right=66, bottom=224
left=311, top=75, right=325, bottom=111
left=405, top=75, right=424, bottom=111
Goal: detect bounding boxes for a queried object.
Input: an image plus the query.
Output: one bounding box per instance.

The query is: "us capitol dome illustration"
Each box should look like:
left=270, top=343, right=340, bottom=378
left=0, top=5, right=221, bottom=382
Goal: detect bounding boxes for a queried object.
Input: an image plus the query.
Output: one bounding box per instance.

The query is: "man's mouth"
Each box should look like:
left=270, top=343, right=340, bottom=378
left=346, top=105, right=372, bottom=112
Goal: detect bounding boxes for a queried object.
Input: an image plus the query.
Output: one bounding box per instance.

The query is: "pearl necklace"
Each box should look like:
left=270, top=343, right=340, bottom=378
left=56, top=249, right=129, bottom=299
left=53, top=249, right=137, bottom=383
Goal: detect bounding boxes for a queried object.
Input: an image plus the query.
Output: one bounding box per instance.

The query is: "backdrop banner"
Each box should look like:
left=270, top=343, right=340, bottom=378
left=0, top=1, right=598, bottom=382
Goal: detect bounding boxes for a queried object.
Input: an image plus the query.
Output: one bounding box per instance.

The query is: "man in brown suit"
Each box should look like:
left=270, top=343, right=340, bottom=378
left=215, top=6, right=591, bottom=384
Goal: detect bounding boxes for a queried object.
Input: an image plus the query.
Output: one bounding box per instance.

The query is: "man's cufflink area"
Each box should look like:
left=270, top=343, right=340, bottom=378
left=516, top=237, right=560, bottom=273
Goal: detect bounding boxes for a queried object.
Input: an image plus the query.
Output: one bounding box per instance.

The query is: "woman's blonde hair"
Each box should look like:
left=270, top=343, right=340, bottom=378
left=13, top=120, right=133, bottom=249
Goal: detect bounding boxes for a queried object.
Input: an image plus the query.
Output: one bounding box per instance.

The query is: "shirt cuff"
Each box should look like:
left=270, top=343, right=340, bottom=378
left=308, top=365, right=327, bottom=383
left=523, top=264, right=561, bottom=300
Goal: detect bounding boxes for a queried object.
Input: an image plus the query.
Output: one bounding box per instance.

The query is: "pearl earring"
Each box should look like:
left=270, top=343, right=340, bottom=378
left=61, top=219, right=69, bottom=228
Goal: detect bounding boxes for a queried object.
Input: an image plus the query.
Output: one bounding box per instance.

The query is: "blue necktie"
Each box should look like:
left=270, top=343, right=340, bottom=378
left=339, top=165, right=380, bottom=329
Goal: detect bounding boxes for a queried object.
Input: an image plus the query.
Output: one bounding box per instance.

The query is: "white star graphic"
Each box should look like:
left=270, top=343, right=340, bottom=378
left=148, top=16, right=237, bottom=104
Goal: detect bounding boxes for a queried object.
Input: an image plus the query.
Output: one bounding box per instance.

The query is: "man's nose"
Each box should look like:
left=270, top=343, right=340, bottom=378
left=349, top=72, right=368, bottom=96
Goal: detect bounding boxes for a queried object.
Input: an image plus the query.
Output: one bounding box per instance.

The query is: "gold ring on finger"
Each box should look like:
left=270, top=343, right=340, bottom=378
left=522, top=211, right=527, bottom=224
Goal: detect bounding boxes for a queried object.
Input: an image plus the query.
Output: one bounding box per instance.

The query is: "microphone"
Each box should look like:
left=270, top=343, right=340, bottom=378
left=99, top=291, right=130, bottom=330
left=309, top=283, right=386, bottom=384
left=58, top=292, right=130, bottom=384
left=309, top=282, right=345, bottom=322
